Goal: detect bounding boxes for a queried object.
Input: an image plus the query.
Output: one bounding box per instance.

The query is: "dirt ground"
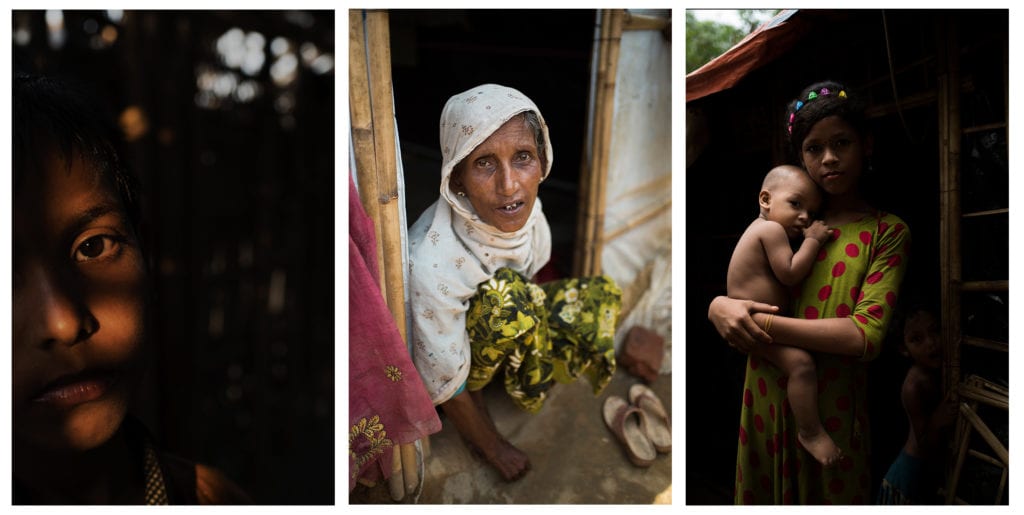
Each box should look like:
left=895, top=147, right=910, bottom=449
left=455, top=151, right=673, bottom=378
left=350, top=368, right=673, bottom=504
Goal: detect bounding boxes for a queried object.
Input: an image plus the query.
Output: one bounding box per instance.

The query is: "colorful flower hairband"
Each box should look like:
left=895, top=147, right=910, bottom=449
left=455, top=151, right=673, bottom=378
left=787, top=87, right=848, bottom=134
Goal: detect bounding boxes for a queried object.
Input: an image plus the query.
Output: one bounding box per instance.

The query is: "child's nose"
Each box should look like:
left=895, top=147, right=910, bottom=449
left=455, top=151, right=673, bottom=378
left=21, top=264, right=96, bottom=349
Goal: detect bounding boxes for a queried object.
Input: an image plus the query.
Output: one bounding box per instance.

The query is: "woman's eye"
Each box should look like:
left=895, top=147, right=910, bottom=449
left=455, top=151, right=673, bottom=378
left=835, top=139, right=850, bottom=148
left=74, top=235, right=120, bottom=262
left=515, top=152, right=531, bottom=162
left=804, top=145, right=822, bottom=154
left=475, top=158, right=492, bottom=169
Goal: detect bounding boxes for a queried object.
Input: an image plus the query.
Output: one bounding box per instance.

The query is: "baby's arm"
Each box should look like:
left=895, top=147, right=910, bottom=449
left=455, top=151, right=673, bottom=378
left=760, top=220, right=830, bottom=286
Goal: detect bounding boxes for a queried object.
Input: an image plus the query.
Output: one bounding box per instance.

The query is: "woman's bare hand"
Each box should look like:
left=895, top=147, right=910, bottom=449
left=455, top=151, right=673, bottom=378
left=707, top=296, right=779, bottom=352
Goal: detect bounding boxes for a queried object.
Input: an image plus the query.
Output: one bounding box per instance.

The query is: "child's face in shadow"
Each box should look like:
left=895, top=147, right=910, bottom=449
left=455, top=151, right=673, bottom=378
left=14, top=152, right=146, bottom=453
left=902, top=310, right=942, bottom=370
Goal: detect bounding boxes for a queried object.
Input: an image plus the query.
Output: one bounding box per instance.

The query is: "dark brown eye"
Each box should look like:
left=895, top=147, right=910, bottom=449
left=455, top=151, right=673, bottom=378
left=74, top=235, right=119, bottom=262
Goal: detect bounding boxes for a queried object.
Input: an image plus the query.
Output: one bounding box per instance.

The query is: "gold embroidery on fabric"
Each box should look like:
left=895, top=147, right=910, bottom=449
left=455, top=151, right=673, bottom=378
left=385, top=365, right=403, bottom=382
left=349, top=416, right=394, bottom=478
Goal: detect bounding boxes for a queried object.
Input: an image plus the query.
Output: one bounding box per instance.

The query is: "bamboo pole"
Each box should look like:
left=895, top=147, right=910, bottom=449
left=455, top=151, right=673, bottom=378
left=365, top=11, right=404, bottom=332
left=363, top=10, right=422, bottom=500
left=961, top=336, right=1008, bottom=354
left=622, top=11, right=669, bottom=32
left=937, top=14, right=962, bottom=407
left=967, top=374, right=1008, bottom=397
left=966, top=449, right=1005, bottom=468
left=388, top=446, right=405, bottom=500
left=349, top=10, right=387, bottom=296
left=959, top=403, right=1009, bottom=466
left=574, top=9, right=623, bottom=277
left=959, top=280, right=1008, bottom=292
left=996, top=466, right=1007, bottom=504
left=602, top=198, right=671, bottom=244
left=574, top=11, right=605, bottom=277
left=944, top=409, right=972, bottom=504
left=938, top=16, right=965, bottom=502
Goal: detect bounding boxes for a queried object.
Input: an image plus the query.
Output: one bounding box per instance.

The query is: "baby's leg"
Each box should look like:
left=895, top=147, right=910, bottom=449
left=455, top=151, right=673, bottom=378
left=754, top=345, right=843, bottom=466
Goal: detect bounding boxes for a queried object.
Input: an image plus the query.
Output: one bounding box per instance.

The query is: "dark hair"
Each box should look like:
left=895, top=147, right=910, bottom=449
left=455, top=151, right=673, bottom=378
left=522, top=110, right=547, bottom=171
left=14, top=73, right=141, bottom=232
left=891, top=297, right=939, bottom=348
left=785, top=80, right=869, bottom=162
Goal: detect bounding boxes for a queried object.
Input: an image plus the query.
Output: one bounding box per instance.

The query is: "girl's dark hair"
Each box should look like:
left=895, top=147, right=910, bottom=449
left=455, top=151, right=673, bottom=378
left=14, top=73, right=141, bottom=231
left=785, top=80, right=869, bottom=162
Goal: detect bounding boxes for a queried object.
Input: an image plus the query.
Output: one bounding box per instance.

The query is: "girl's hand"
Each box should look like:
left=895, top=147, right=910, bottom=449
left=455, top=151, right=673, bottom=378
left=708, top=296, right=779, bottom=352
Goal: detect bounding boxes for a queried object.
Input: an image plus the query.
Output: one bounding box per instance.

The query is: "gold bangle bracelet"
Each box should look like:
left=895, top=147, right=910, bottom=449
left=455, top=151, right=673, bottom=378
left=763, top=314, right=775, bottom=337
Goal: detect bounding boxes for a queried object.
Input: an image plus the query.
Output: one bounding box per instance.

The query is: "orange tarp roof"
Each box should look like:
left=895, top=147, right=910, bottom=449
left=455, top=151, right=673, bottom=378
left=686, top=10, right=808, bottom=103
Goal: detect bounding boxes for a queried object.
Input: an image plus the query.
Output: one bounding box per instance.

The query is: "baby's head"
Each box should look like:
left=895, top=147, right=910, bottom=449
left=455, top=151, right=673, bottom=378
left=758, top=165, right=821, bottom=238
left=899, top=306, right=942, bottom=370
left=14, top=74, right=147, bottom=453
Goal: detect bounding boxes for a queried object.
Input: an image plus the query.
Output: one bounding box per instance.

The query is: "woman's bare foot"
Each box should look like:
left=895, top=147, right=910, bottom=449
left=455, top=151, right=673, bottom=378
left=798, top=429, right=843, bottom=467
left=441, top=390, right=531, bottom=481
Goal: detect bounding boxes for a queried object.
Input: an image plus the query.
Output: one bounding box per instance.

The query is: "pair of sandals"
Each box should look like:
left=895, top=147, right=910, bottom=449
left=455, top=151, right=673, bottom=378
left=603, top=384, right=671, bottom=468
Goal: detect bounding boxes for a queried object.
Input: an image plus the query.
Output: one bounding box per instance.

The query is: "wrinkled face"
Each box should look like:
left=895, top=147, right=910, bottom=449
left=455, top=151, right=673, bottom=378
left=903, top=311, right=942, bottom=370
left=451, top=116, right=543, bottom=233
left=14, top=153, right=146, bottom=453
left=800, top=115, right=868, bottom=197
left=762, top=174, right=822, bottom=238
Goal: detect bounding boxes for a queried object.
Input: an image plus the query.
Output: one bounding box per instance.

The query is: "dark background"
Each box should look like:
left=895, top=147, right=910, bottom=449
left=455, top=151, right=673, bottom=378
left=13, top=10, right=334, bottom=504
left=686, top=10, right=1008, bottom=504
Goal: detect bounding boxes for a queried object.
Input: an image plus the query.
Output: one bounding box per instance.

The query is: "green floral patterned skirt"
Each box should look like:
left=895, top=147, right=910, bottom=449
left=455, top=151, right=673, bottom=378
left=465, top=267, right=622, bottom=413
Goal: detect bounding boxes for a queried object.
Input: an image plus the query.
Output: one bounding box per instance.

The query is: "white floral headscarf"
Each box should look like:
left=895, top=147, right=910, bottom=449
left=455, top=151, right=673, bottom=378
left=408, top=84, right=553, bottom=404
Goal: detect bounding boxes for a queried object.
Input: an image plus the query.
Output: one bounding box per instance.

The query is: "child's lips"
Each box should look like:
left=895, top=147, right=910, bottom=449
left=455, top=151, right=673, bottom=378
left=32, top=370, right=117, bottom=409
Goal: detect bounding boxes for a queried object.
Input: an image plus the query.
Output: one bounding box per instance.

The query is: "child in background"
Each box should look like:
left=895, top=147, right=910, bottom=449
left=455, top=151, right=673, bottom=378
left=877, top=305, right=957, bottom=504
left=726, top=164, right=839, bottom=466
left=13, top=73, right=249, bottom=504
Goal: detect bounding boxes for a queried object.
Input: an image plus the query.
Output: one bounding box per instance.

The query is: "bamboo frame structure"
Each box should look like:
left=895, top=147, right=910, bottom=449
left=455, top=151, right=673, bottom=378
left=622, top=11, right=670, bottom=32
left=349, top=11, right=387, bottom=296
left=937, top=14, right=962, bottom=406
left=938, top=13, right=1010, bottom=504
left=349, top=9, right=421, bottom=501
left=573, top=9, right=623, bottom=277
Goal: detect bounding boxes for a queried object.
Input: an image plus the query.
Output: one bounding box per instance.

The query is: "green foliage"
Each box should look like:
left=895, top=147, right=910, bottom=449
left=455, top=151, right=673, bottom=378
left=686, top=10, right=780, bottom=74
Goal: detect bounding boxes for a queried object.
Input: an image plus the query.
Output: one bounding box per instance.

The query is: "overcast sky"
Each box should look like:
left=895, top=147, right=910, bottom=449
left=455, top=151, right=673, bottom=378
left=688, top=9, right=774, bottom=29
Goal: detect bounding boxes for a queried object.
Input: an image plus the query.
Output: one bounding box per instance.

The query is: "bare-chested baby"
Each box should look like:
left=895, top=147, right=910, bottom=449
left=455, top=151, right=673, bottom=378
left=726, top=164, right=842, bottom=466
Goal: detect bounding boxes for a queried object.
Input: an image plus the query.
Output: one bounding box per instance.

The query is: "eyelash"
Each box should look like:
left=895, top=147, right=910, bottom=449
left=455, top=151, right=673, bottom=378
left=72, top=234, right=125, bottom=263
left=804, top=139, right=851, bottom=154
left=474, top=152, right=533, bottom=169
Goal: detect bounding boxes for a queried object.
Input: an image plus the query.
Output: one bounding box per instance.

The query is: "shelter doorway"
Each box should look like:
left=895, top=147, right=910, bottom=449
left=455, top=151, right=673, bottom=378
left=389, top=9, right=595, bottom=278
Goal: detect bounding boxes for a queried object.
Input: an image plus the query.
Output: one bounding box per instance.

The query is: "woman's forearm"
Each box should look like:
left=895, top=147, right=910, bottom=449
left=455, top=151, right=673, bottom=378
left=752, top=312, right=864, bottom=356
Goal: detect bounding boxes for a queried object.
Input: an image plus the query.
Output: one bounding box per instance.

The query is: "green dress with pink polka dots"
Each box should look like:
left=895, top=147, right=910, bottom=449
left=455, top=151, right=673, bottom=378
left=733, top=211, right=910, bottom=504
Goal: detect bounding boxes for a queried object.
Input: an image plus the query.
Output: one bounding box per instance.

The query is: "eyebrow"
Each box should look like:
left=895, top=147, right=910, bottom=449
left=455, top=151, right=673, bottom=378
left=61, top=201, right=126, bottom=242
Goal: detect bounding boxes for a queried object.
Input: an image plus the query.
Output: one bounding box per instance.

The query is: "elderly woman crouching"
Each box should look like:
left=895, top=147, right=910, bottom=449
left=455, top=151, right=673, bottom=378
left=408, top=84, right=621, bottom=481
